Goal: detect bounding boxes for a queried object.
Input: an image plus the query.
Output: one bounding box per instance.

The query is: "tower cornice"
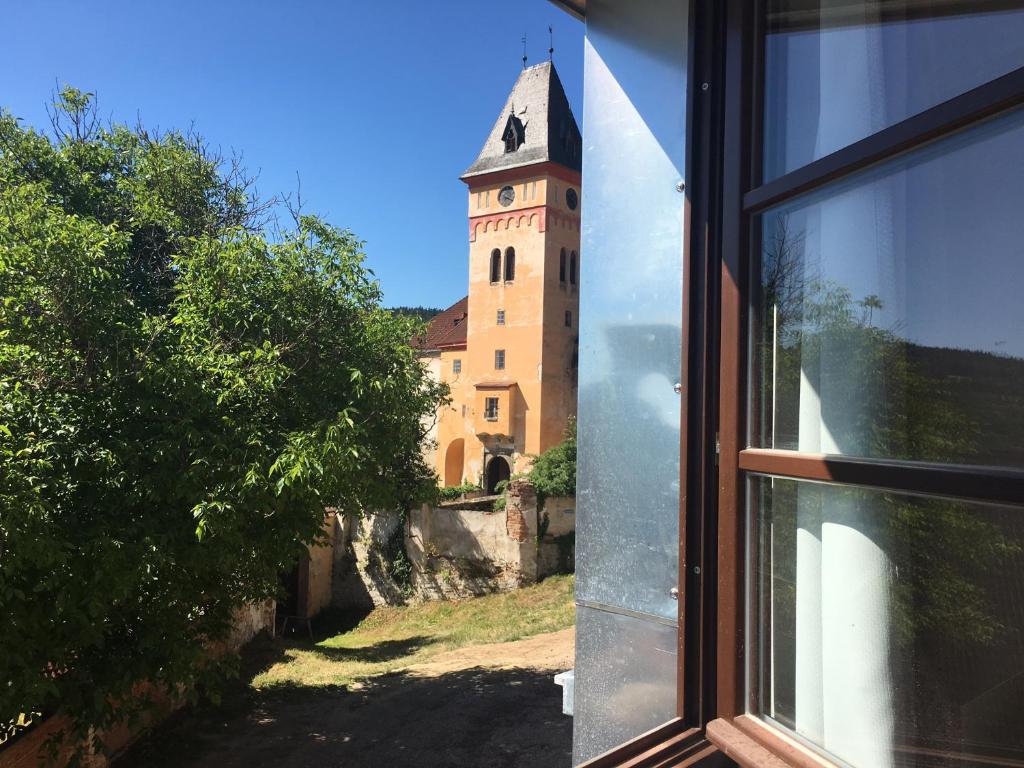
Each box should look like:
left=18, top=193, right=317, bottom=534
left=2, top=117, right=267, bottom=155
left=468, top=204, right=580, bottom=242
left=461, top=161, right=581, bottom=189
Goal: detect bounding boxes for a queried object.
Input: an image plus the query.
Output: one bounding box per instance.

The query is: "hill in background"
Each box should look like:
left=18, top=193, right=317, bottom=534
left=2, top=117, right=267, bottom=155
left=391, top=306, right=442, bottom=323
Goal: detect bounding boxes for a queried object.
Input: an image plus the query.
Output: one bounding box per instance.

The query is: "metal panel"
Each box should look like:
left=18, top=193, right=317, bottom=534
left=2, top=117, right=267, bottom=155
left=572, top=606, right=680, bottom=765
left=576, top=0, right=689, bottom=622
left=572, top=0, right=689, bottom=764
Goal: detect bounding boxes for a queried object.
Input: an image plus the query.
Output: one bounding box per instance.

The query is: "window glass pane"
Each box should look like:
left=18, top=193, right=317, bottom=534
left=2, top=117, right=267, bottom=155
left=754, top=108, right=1024, bottom=468
left=763, top=1, right=1024, bottom=180
left=752, top=475, right=1024, bottom=768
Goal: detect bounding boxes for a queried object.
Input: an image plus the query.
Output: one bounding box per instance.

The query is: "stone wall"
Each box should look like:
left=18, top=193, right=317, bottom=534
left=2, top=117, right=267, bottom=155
left=1, top=602, right=274, bottom=768
left=539, top=495, right=576, bottom=576
left=332, top=479, right=575, bottom=608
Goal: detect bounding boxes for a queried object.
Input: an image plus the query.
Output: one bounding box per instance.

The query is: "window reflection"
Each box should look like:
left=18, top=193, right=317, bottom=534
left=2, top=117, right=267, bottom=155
left=755, top=108, right=1024, bottom=469
left=753, top=476, right=1024, bottom=768
left=764, top=0, right=1024, bottom=179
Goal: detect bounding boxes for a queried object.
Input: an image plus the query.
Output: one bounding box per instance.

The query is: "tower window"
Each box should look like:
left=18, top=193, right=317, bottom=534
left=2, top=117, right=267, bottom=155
left=504, top=247, right=516, bottom=282
left=453, top=359, right=462, bottom=375
left=490, top=249, right=502, bottom=283
left=502, top=112, right=525, bottom=153
left=484, top=397, right=499, bottom=421
left=497, top=309, right=505, bottom=326
left=570, top=251, right=578, bottom=285
left=494, top=349, right=506, bottom=370
left=559, top=248, right=567, bottom=283
left=565, top=310, right=572, bottom=328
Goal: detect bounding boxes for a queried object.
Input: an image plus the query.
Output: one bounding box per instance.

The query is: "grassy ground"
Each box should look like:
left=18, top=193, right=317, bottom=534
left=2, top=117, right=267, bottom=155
left=119, top=575, right=576, bottom=767
left=251, top=574, right=575, bottom=689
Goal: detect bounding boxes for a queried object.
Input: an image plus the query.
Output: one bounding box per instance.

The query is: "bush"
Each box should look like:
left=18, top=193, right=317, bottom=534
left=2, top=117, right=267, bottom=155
left=437, top=482, right=481, bottom=502
left=528, top=417, right=577, bottom=509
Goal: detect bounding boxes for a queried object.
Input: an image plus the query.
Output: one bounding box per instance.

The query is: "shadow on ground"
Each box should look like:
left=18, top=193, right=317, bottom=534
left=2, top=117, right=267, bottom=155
left=117, top=639, right=571, bottom=768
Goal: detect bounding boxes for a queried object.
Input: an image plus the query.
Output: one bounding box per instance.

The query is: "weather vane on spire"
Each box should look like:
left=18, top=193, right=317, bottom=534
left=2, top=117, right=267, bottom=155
left=522, top=34, right=528, bottom=68
left=549, top=26, right=554, bottom=61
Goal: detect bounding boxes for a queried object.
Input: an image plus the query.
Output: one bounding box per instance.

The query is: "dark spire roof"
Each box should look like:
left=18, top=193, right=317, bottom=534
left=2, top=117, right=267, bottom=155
left=462, top=61, right=581, bottom=180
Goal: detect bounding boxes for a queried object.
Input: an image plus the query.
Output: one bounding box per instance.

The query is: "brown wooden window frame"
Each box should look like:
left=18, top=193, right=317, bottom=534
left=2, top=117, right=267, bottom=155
left=711, top=1, right=1024, bottom=766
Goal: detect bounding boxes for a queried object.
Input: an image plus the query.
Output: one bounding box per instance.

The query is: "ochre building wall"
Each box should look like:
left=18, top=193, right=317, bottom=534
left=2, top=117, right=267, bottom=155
left=426, top=166, right=580, bottom=489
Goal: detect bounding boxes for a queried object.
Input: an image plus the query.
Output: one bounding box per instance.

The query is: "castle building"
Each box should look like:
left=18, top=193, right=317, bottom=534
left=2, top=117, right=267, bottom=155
left=417, top=61, right=582, bottom=494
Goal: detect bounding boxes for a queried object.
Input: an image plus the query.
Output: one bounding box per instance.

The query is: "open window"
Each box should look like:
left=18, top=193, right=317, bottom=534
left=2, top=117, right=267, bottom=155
left=490, top=248, right=502, bottom=284
left=568, top=0, right=1024, bottom=766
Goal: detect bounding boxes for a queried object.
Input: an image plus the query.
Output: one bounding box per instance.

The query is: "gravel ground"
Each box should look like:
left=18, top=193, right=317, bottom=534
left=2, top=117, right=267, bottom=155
left=117, top=629, right=574, bottom=768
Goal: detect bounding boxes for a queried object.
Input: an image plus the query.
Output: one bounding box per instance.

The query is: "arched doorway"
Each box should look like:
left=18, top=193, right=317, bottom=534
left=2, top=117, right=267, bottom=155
left=444, top=439, right=464, bottom=487
left=485, top=455, right=511, bottom=495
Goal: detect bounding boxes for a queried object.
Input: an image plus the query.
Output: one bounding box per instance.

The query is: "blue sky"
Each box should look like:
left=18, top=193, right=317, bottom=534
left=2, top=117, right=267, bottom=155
left=0, top=1, right=583, bottom=310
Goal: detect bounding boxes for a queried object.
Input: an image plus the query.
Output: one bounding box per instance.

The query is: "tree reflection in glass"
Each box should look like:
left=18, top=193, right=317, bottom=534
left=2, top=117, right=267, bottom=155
left=757, top=478, right=1024, bottom=767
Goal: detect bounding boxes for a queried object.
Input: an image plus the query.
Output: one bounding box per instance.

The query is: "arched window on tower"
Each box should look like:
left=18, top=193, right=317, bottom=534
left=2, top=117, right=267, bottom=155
left=504, top=247, right=516, bottom=282
left=490, top=249, right=502, bottom=284
left=559, top=248, right=567, bottom=283
left=570, top=250, right=577, bottom=285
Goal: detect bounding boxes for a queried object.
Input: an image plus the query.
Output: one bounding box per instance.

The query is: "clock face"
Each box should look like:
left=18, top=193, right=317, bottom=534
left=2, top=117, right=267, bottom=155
left=566, top=188, right=579, bottom=211
left=498, top=185, right=516, bottom=207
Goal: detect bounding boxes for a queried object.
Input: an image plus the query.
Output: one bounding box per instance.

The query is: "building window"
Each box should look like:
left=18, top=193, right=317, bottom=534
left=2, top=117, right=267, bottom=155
left=484, top=397, right=499, bottom=421
left=496, top=309, right=505, bottom=325
left=569, top=251, right=577, bottom=285
left=564, top=310, right=572, bottom=328
left=559, top=248, right=567, bottom=283
left=504, top=247, right=515, bottom=281
left=452, top=359, right=461, bottom=375
left=494, top=349, right=505, bottom=370
left=490, top=249, right=501, bottom=283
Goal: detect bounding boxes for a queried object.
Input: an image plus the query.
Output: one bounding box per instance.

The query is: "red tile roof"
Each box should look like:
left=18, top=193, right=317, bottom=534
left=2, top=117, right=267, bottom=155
left=412, top=296, right=468, bottom=351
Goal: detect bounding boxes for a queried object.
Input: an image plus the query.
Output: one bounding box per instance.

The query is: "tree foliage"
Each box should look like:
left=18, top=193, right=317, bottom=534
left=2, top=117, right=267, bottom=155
left=528, top=417, right=576, bottom=510
left=389, top=306, right=442, bottom=323
left=0, top=88, right=446, bottom=742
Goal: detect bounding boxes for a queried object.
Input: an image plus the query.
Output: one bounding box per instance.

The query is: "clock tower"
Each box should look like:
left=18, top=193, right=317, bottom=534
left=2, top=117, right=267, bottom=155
left=428, top=61, right=582, bottom=493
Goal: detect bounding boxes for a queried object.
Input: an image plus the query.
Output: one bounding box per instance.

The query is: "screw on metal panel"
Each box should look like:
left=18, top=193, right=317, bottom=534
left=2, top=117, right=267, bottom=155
left=701, top=82, right=710, bottom=91
left=673, top=382, right=683, bottom=394
left=694, top=566, right=701, bottom=575
left=670, top=587, right=679, bottom=600
left=675, top=180, right=686, bottom=193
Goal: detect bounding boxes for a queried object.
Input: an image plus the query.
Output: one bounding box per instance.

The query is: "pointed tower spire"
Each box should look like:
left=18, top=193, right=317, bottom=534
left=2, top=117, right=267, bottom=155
left=461, top=62, right=581, bottom=180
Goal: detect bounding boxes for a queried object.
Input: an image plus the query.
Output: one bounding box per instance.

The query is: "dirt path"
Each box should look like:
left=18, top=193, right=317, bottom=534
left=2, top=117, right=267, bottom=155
left=405, top=627, right=574, bottom=676
left=119, top=629, right=575, bottom=768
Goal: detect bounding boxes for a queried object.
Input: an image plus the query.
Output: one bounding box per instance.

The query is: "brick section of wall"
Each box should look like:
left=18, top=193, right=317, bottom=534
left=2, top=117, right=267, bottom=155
left=505, top=480, right=536, bottom=542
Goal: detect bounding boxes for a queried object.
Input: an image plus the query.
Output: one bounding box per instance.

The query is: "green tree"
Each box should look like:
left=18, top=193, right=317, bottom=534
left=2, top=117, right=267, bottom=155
left=528, top=417, right=577, bottom=510
left=0, top=88, right=446, bottom=748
